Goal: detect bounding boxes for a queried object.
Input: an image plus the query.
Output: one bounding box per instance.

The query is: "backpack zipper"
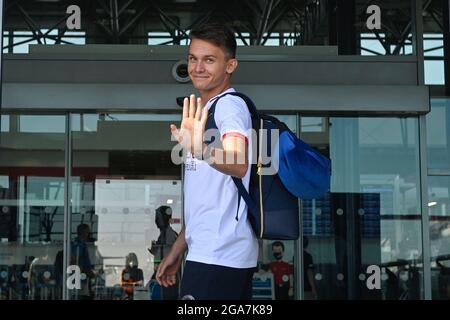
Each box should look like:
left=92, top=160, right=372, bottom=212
left=258, top=118, right=264, bottom=238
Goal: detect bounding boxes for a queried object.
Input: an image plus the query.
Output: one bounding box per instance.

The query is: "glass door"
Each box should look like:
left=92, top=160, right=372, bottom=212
left=67, top=113, right=182, bottom=300
left=0, top=114, right=66, bottom=300
left=300, top=116, right=424, bottom=300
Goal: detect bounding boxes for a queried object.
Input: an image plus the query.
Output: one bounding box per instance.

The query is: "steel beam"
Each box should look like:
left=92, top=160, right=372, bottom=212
left=256, top=0, right=274, bottom=45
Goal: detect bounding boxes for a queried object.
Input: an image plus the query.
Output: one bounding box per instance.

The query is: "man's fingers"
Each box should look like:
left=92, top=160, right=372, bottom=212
left=195, top=97, right=202, bottom=120
left=156, top=262, right=165, bottom=283
left=156, top=269, right=162, bottom=282
left=159, top=277, right=167, bottom=287
left=161, top=277, right=169, bottom=287
left=201, top=103, right=208, bottom=124
left=160, top=275, right=171, bottom=287
left=183, top=97, right=189, bottom=119
left=167, top=275, right=176, bottom=286
left=156, top=273, right=163, bottom=285
left=157, top=274, right=169, bottom=287
left=189, top=94, right=196, bottom=118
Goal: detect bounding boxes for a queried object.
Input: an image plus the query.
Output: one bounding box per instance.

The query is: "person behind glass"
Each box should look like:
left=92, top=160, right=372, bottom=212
left=269, top=241, right=294, bottom=300
left=53, top=250, right=64, bottom=299
left=121, top=252, right=144, bottom=299
left=156, top=23, right=258, bottom=300
left=27, top=255, right=40, bottom=300
left=149, top=205, right=178, bottom=300
left=71, top=223, right=95, bottom=299
left=150, top=206, right=178, bottom=261
left=19, top=256, right=34, bottom=300
left=303, top=236, right=318, bottom=300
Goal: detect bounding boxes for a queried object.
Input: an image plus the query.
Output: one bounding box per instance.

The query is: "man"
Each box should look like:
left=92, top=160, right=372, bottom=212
left=149, top=206, right=178, bottom=261
left=303, top=236, right=318, bottom=300
left=70, top=224, right=96, bottom=299
left=269, top=241, right=294, bottom=300
left=149, top=205, right=179, bottom=300
left=156, top=23, right=258, bottom=300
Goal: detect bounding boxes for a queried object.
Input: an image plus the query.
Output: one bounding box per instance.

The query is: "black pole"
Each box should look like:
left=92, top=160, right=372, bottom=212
left=337, top=0, right=357, bottom=55
left=0, top=0, right=4, bottom=136
left=328, top=0, right=338, bottom=46
left=444, top=0, right=450, bottom=95
left=328, top=0, right=357, bottom=55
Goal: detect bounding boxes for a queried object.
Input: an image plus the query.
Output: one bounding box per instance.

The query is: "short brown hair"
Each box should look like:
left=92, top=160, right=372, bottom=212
left=189, top=22, right=237, bottom=58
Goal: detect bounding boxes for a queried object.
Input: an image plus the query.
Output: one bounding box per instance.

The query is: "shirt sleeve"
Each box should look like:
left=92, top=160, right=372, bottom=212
left=213, top=95, right=252, bottom=142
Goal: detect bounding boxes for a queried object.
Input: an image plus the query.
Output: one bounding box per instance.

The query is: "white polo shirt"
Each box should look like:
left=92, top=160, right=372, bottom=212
left=183, top=88, right=258, bottom=269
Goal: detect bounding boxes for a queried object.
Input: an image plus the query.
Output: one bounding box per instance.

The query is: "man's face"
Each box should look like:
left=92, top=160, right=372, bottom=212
left=155, top=210, right=166, bottom=229
left=188, top=38, right=237, bottom=93
left=272, top=245, right=284, bottom=260
left=80, top=228, right=90, bottom=241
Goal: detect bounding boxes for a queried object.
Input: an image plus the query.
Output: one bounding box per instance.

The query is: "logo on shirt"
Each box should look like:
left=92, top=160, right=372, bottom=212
left=185, top=153, right=197, bottom=171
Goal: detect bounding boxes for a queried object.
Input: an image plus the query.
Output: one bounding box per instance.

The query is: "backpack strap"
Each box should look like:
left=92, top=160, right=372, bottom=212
left=206, top=91, right=259, bottom=221
left=208, top=92, right=259, bottom=124
left=231, top=176, right=258, bottom=221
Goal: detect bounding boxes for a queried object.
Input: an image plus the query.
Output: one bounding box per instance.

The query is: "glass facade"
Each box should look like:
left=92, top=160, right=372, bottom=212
left=298, top=117, right=424, bottom=300
left=0, top=112, right=431, bottom=300
left=427, top=99, right=450, bottom=300
left=0, top=114, right=65, bottom=300
left=68, top=113, right=182, bottom=300
left=332, top=118, right=422, bottom=299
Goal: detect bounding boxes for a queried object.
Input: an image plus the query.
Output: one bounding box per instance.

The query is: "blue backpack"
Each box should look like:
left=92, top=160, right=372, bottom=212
left=206, top=92, right=331, bottom=240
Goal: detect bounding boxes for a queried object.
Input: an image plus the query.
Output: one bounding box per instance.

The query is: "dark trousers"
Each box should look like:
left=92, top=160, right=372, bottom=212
left=274, top=284, right=290, bottom=300
left=180, top=261, right=255, bottom=300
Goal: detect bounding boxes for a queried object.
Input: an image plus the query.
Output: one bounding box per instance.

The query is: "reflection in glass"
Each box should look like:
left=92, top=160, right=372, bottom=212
left=427, top=100, right=450, bottom=300
left=1, top=115, right=9, bottom=132
left=253, top=240, right=296, bottom=300
left=0, top=114, right=65, bottom=300
left=427, top=99, right=450, bottom=169
left=429, top=176, right=450, bottom=300
left=19, top=115, right=65, bottom=133
left=252, top=115, right=297, bottom=301
left=301, top=117, right=325, bottom=133
left=301, top=117, right=423, bottom=299
left=70, top=113, right=181, bottom=300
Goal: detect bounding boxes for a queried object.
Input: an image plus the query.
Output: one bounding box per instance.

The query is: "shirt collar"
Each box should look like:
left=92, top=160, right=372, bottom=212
left=206, top=87, right=236, bottom=109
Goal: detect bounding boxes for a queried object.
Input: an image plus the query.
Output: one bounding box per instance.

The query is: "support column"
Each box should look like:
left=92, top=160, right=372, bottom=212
left=444, top=0, right=450, bottom=95
left=329, top=0, right=357, bottom=54
left=0, top=0, right=4, bottom=134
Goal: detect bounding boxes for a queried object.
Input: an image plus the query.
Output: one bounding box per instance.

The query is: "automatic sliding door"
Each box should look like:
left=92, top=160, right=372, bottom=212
left=68, top=113, right=182, bottom=300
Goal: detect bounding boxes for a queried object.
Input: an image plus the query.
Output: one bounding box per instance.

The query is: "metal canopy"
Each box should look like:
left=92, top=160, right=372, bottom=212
left=2, top=45, right=430, bottom=115
left=2, top=83, right=429, bottom=116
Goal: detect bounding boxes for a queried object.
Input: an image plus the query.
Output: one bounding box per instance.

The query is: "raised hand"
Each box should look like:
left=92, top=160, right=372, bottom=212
left=170, top=94, right=208, bottom=158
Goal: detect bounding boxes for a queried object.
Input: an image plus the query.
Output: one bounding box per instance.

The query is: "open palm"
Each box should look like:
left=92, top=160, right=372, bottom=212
left=171, top=94, right=208, bottom=158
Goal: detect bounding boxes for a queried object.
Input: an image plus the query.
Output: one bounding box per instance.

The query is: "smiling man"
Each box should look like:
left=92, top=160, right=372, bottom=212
left=156, top=23, right=258, bottom=300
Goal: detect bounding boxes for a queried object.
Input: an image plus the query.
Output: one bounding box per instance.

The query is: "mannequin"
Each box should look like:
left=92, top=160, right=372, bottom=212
left=149, top=206, right=179, bottom=299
